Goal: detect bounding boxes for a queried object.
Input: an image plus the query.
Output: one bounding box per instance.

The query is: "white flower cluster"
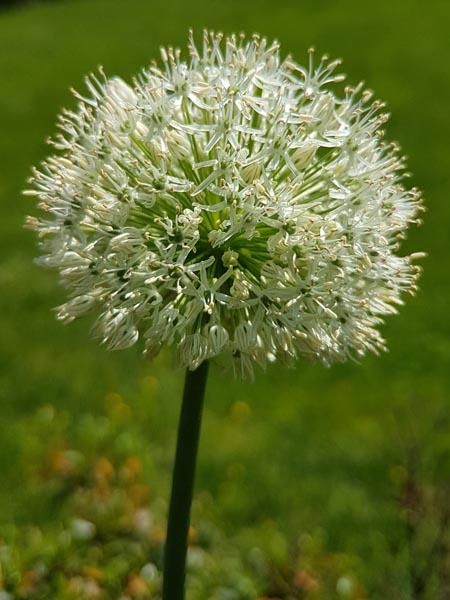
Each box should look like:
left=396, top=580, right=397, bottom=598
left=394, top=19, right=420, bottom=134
left=26, top=31, right=423, bottom=377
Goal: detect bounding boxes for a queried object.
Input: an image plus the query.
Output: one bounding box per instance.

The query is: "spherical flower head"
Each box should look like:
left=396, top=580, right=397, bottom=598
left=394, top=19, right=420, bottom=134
left=26, top=31, right=424, bottom=378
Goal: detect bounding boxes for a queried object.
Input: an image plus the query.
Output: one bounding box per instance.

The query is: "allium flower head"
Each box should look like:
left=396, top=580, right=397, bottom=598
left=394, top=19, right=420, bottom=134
left=26, top=31, right=423, bottom=377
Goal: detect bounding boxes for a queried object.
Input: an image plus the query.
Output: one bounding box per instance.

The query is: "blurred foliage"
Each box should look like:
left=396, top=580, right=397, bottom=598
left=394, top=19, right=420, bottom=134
left=0, top=405, right=366, bottom=599
left=0, top=0, right=449, bottom=598
left=0, top=395, right=449, bottom=598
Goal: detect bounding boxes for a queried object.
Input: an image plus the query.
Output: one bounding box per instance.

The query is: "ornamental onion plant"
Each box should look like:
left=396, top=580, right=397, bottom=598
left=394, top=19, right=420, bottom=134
left=26, top=31, right=423, bottom=599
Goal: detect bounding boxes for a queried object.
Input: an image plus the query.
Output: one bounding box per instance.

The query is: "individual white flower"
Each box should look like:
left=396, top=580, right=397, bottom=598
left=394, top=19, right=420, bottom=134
left=70, top=517, right=96, bottom=541
left=26, top=31, right=424, bottom=377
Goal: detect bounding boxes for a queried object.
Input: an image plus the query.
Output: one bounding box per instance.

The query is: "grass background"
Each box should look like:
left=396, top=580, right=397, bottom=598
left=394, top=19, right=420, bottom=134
left=0, top=0, right=449, bottom=597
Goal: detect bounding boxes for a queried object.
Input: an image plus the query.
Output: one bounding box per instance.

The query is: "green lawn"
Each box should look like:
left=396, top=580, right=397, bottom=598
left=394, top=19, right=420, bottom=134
left=0, top=0, right=449, bottom=598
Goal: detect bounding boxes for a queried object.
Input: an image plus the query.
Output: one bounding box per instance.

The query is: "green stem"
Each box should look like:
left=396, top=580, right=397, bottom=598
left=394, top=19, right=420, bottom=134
left=162, top=361, right=209, bottom=600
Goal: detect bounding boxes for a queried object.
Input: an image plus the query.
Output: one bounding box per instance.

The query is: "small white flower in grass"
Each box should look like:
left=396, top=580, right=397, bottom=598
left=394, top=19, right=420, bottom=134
left=70, top=517, right=96, bottom=541
left=26, top=31, right=424, bottom=377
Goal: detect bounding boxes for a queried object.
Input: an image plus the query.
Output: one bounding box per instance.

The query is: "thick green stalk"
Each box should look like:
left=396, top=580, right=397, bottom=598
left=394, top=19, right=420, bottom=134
left=162, top=361, right=209, bottom=600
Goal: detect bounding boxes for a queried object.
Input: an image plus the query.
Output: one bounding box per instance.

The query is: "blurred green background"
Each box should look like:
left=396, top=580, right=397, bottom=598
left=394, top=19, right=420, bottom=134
left=0, top=0, right=449, bottom=598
